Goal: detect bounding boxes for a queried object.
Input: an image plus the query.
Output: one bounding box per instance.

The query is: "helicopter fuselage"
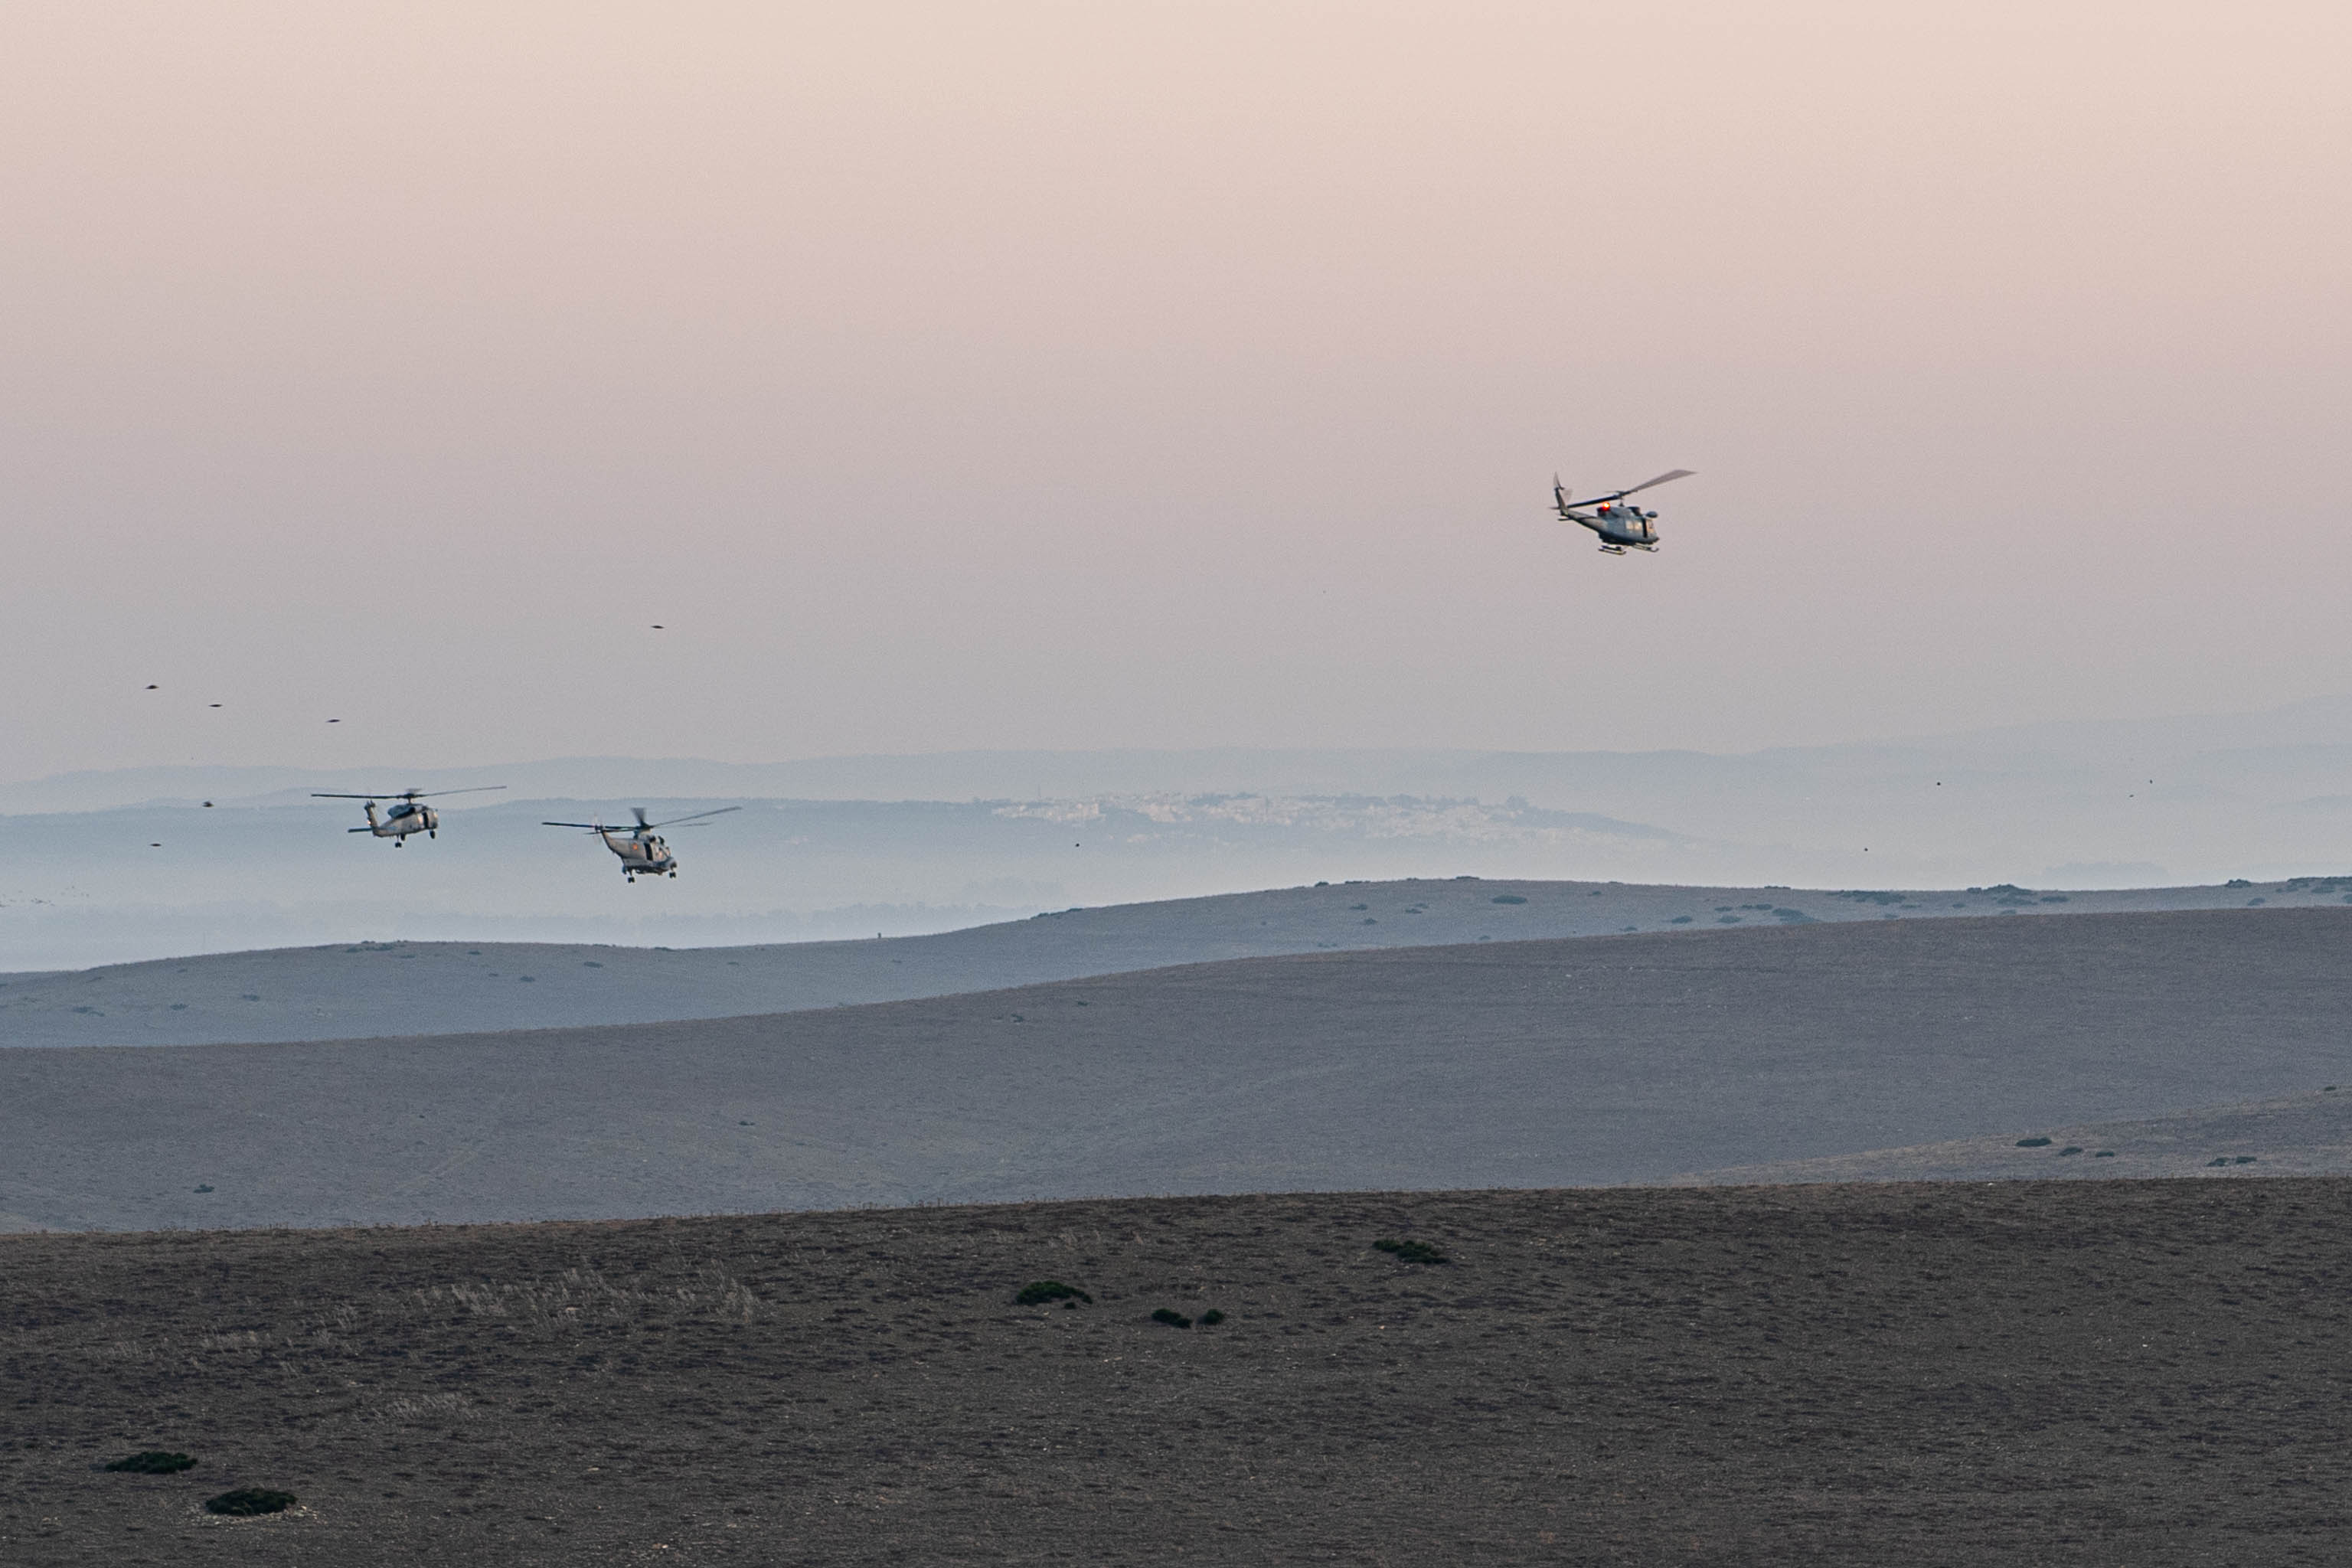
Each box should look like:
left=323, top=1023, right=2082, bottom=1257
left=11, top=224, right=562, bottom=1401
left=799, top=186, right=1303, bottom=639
left=599, top=831, right=677, bottom=878
left=354, top=802, right=439, bottom=840
left=1566, top=504, right=1659, bottom=554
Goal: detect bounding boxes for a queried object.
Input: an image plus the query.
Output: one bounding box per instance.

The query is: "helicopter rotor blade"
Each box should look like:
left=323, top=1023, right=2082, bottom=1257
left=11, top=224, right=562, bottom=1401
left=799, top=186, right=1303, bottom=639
left=315, top=785, right=506, bottom=801
left=540, top=821, right=611, bottom=831
left=1617, top=469, right=1695, bottom=498
left=640, top=805, right=743, bottom=830
left=631, top=806, right=652, bottom=828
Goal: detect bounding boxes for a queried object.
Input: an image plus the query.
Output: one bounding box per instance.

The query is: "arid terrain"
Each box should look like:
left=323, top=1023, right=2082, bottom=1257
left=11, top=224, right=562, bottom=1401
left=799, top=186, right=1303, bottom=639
left=8, top=875, right=2344, bottom=1050
left=5, top=1179, right=2347, bottom=1566
left=5, top=907, right=2350, bottom=1232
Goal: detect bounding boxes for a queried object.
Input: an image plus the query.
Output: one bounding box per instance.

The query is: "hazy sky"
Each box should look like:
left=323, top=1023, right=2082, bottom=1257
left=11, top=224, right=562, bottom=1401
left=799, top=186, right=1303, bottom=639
left=4, top=2, right=2347, bottom=780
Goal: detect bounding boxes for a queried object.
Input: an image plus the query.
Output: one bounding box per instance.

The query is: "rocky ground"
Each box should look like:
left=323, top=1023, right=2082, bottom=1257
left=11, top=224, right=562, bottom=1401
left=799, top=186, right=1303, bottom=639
left=5, top=1179, right=2348, bottom=1565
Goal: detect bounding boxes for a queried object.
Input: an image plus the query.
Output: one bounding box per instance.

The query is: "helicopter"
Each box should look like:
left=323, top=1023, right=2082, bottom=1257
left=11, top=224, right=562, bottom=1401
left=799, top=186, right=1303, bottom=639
left=312, top=785, right=507, bottom=844
left=541, top=805, right=742, bottom=881
left=1551, top=469, right=1695, bottom=554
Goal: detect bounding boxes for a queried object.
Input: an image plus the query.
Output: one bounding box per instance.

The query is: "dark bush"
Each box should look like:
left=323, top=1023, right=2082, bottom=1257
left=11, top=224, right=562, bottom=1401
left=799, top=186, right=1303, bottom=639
left=1015, top=1280, right=1090, bottom=1307
left=2225, top=878, right=2252, bottom=888
left=1152, top=1308, right=1193, bottom=1328
left=1490, top=895, right=1527, bottom=904
left=1373, top=1238, right=1447, bottom=1265
left=106, top=1452, right=194, bottom=1475
left=2094, top=1150, right=2117, bottom=1158
left=1670, top=915, right=1694, bottom=923
left=204, top=1488, right=296, bottom=1517
left=2057, top=1146, right=2083, bottom=1156
left=2234, top=1155, right=2259, bottom=1165
left=2016, top=1136, right=2053, bottom=1148
left=1199, top=1309, right=1226, bottom=1325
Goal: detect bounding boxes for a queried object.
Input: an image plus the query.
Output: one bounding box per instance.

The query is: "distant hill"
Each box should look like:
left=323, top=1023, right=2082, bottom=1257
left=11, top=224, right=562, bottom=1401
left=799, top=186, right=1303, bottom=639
left=8, top=874, right=2346, bottom=1048
left=5, top=907, right=2348, bottom=1232
left=8, top=695, right=2350, bottom=968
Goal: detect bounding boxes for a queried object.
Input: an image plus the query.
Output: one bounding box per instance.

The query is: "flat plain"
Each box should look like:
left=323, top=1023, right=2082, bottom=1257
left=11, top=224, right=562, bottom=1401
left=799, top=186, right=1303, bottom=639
left=6, top=1179, right=2348, bottom=1566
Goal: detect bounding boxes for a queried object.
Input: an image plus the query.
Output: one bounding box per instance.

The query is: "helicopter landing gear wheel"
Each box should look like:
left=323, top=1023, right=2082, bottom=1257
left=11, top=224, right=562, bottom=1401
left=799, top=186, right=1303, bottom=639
left=669, top=871, right=678, bottom=878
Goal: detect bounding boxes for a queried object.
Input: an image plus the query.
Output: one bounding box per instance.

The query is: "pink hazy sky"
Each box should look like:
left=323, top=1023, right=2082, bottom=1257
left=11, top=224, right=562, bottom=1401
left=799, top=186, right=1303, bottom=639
left=2, top=2, right=2347, bottom=778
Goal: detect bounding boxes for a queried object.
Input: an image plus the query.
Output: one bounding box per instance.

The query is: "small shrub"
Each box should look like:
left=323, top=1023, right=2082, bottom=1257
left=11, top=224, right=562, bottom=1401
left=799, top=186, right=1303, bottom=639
left=2234, top=1155, right=2258, bottom=1165
left=1015, top=1280, right=1090, bottom=1307
left=1490, top=895, right=1527, bottom=904
left=1199, top=1309, right=1226, bottom=1325
left=2057, top=1146, right=2083, bottom=1156
left=204, top=1488, right=296, bottom=1517
left=1670, top=915, right=1693, bottom=924
left=2207, top=1157, right=2231, bottom=1168
left=2225, top=878, right=2252, bottom=888
left=106, top=1452, right=194, bottom=1475
left=1152, top=1308, right=1193, bottom=1328
left=2094, top=1150, right=2117, bottom=1158
left=2016, top=1136, right=2053, bottom=1148
left=1373, top=1238, right=1447, bottom=1265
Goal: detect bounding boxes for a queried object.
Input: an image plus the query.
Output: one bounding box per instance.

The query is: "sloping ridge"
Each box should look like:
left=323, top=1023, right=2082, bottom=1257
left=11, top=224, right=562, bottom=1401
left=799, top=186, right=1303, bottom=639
left=6, top=875, right=2333, bottom=1049
left=2, top=906, right=2347, bottom=1232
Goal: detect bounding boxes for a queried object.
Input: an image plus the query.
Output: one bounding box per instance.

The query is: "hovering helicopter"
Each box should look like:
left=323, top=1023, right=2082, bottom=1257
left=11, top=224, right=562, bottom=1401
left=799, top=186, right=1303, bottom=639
left=1551, top=469, right=1696, bottom=554
left=312, top=785, right=507, bottom=844
left=541, top=806, right=742, bottom=881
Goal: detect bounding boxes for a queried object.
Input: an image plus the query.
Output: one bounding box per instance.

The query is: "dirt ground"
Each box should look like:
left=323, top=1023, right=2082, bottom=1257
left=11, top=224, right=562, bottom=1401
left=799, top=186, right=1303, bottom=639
left=5, top=1180, right=2347, bottom=1565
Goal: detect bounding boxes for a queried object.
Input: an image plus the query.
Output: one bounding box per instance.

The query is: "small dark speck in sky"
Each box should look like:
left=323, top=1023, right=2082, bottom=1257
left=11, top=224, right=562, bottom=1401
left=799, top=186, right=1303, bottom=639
left=144, top=683, right=158, bottom=690
left=201, top=801, right=214, bottom=808
left=328, top=718, right=341, bottom=724
left=149, top=842, right=162, bottom=848
left=652, top=624, right=665, bottom=629
left=208, top=703, right=221, bottom=708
